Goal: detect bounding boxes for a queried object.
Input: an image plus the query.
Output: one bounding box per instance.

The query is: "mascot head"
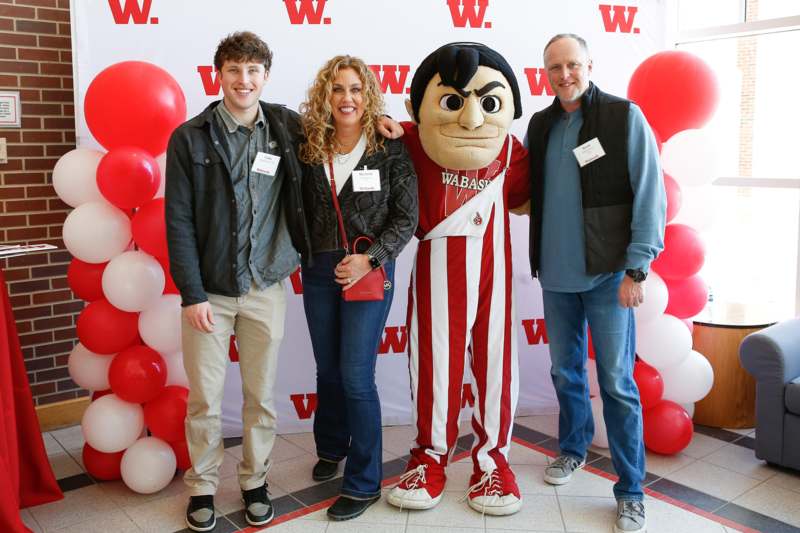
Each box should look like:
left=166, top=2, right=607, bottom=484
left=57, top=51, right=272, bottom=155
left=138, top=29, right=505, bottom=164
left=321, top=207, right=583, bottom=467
left=406, top=42, right=522, bottom=170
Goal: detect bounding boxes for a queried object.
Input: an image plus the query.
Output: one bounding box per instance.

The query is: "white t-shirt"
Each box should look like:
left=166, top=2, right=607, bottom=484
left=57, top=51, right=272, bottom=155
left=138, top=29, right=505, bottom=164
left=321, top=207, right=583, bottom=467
left=324, top=132, right=367, bottom=195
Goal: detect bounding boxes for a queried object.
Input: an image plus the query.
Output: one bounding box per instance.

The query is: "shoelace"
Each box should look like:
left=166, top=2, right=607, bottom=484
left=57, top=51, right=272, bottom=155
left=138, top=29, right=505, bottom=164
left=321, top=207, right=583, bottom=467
left=619, top=500, right=645, bottom=523
left=550, top=455, right=581, bottom=473
left=393, top=464, right=428, bottom=512
left=461, top=469, right=503, bottom=517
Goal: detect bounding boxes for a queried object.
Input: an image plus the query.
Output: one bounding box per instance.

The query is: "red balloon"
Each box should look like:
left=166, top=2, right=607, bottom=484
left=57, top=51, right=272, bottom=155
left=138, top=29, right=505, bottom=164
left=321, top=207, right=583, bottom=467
left=91, top=389, right=112, bottom=401
left=633, top=361, right=663, bottom=410
left=84, top=61, right=186, bottom=156
left=76, top=299, right=140, bottom=355
left=663, top=173, right=682, bottom=223
left=587, top=328, right=596, bottom=360
left=627, top=51, right=719, bottom=142
left=67, top=259, right=107, bottom=301
left=82, top=443, right=124, bottom=481
left=108, top=345, right=167, bottom=403
left=132, top=198, right=168, bottom=258
left=170, top=439, right=192, bottom=471
left=144, top=385, right=188, bottom=442
left=159, top=257, right=180, bottom=295
left=651, top=224, right=705, bottom=280
left=97, top=147, right=160, bottom=210
left=665, top=274, right=708, bottom=319
left=643, top=400, right=694, bottom=455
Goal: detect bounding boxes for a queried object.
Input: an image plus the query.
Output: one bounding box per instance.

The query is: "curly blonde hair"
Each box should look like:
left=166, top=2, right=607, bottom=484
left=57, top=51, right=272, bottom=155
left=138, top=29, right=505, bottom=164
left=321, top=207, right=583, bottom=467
left=299, top=55, right=386, bottom=165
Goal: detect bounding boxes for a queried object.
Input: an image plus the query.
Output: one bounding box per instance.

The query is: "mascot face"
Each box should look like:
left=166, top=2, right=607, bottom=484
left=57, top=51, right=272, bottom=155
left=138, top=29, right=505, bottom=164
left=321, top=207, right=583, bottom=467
left=411, top=65, right=515, bottom=170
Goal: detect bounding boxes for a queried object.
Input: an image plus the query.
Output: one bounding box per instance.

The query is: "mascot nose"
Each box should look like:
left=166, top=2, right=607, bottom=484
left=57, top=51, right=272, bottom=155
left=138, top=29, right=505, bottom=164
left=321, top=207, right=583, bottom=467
left=458, top=97, right=484, bottom=130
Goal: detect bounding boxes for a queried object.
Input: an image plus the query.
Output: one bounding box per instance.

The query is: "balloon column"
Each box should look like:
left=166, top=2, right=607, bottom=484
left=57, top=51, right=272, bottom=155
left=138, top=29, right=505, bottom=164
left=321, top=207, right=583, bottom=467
left=56, top=61, right=190, bottom=493
left=626, top=50, right=719, bottom=455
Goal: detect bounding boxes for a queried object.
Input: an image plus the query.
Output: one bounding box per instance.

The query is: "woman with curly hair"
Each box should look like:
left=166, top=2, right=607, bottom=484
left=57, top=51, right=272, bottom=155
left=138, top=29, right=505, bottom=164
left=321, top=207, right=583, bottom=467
left=296, top=55, right=418, bottom=520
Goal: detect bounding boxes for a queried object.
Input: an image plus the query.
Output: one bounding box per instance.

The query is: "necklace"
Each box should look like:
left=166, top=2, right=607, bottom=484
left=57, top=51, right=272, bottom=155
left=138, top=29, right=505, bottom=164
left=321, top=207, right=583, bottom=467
left=333, top=134, right=361, bottom=164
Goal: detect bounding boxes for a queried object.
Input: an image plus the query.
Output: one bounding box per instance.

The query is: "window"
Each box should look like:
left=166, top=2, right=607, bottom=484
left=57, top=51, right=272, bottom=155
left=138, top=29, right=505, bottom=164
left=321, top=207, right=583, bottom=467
left=675, top=1, right=800, bottom=319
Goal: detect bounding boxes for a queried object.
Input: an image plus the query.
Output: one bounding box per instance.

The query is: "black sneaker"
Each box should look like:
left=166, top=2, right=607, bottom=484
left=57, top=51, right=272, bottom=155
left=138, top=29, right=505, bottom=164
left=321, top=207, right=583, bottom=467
left=312, top=459, right=340, bottom=481
left=327, top=495, right=380, bottom=521
left=186, top=495, right=216, bottom=532
left=242, top=483, right=274, bottom=527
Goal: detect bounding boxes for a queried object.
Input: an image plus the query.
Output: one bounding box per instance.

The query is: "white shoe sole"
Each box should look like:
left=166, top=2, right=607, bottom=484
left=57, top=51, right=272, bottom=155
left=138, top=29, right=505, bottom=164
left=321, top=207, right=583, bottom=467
left=386, top=490, right=443, bottom=510
left=543, top=461, right=585, bottom=485
left=467, top=498, right=522, bottom=516
left=614, top=523, right=646, bottom=533
left=185, top=517, right=216, bottom=532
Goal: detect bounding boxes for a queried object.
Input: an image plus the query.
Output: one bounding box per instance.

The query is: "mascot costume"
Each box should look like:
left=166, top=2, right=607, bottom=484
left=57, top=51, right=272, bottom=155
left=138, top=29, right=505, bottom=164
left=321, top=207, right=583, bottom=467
left=387, top=42, right=530, bottom=516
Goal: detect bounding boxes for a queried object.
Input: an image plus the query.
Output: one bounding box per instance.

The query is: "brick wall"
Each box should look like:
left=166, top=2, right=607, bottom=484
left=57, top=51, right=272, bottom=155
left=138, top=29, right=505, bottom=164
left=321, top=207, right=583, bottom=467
left=0, top=0, right=87, bottom=406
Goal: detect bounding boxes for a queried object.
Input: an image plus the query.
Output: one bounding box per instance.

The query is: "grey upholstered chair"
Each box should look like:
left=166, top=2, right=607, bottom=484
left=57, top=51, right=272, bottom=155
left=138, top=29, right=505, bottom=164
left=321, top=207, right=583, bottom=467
left=739, top=318, right=800, bottom=471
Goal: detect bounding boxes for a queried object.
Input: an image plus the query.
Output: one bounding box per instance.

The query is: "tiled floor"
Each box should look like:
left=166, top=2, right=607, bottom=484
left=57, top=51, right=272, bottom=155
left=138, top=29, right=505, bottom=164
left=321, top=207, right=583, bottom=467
left=20, top=415, right=800, bottom=533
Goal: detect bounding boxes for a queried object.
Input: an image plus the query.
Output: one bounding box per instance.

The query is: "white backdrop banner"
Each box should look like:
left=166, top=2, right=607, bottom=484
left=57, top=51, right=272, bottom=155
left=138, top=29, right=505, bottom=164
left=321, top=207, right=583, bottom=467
left=71, top=0, right=671, bottom=434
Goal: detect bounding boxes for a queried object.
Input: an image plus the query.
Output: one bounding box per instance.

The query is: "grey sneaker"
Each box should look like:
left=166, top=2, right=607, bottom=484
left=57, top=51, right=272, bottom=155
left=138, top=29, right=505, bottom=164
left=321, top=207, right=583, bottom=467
left=543, top=455, right=586, bottom=485
left=242, top=483, right=274, bottom=526
left=614, top=500, right=646, bottom=533
left=185, top=495, right=215, bottom=532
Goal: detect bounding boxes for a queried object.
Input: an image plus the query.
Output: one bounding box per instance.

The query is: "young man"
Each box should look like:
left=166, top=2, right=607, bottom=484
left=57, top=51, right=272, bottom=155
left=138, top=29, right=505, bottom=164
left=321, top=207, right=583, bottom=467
left=165, top=31, right=310, bottom=531
left=387, top=42, right=530, bottom=516
left=525, top=34, right=666, bottom=533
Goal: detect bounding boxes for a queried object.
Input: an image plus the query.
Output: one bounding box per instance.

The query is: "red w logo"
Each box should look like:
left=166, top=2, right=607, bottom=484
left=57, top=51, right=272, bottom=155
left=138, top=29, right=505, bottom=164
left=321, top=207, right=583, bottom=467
left=447, top=0, right=491, bottom=28
left=599, top=4, right=639, bottom=33
left=107, top=0, right=158, bottom=24
left=524, top=68, right=554, bottom=97
left=378, top=326, right=407, bottom=355
left=283, top=0, right=330, bottom=25
left=290, top=393, right=318, bottom=419
left=368, top=65, right=411, bottom=95
left=461, top=384, right=475, bottom=408
left=196, top=66, right=220, bottom=96
left=521, top=318, right=549, bottom=345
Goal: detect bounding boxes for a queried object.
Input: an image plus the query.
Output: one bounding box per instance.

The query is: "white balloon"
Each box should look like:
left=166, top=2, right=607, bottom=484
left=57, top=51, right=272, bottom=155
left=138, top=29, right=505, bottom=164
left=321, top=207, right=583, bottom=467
left=681, top=402, right=695, bottom=418
left=672, top=185, right=717, bottom=232
left=660, top=350, right=714, bottom=404
left=81, top=394, right=144, bottom=453
left=636, top=314, right=692, bottom=370
left=587, top=358, right=600, bottom=397
left=163, top=351, right=189, bottom=388
left=590, top=396, right=609, bottom=448
left=63, top=201, right=132, bottom=263
left=633, top=271, right=668, bottom=325
left=154, top=154, right=166, bottom=198
left=139, top=294, right=182, bottom=353
left=67, top=343, right=113, bottom=391
left=102, top=251, right=165, bottom=312
left=120, top=437, right=177, bottom=494
left=661, top=129, right=720, bottom=187
left=52, top=148, right=106, bottom=207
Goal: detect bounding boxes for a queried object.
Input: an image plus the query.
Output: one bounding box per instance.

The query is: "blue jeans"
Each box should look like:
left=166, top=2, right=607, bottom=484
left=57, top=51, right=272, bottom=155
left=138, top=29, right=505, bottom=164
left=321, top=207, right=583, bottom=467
left=301, top=251, right=394, bottom=499
left=542, top=272, right=645, bottom=501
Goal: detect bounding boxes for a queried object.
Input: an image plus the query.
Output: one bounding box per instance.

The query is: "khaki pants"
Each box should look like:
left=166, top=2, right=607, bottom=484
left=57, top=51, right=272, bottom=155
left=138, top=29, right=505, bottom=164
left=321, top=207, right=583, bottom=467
left=182, top=282, right=286, bottom=495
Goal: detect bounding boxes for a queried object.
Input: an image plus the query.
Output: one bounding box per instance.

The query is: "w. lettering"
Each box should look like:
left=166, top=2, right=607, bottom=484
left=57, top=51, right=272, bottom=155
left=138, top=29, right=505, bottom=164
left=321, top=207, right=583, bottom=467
left=107, top=0, right=158, bottom=24
left=447, top=0, right=491, bottom=28
left=599, top=4, right=639, bottom=33
left=283, top=0, right=331, bottom=25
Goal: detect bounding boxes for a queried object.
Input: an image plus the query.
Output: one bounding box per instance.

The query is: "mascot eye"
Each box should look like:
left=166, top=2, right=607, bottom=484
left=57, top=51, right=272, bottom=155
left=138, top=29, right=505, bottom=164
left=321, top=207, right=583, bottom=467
left=480, top=95, right=502, bottom=113
left=439, top=94, right=464, bottom=111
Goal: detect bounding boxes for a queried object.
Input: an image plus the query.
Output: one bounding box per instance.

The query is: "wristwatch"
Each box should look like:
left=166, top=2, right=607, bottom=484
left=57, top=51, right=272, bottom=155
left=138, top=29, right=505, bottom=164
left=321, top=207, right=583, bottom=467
left=367, top=255, right=381, bottom=270
left=625, top=269, right=647, bottom=283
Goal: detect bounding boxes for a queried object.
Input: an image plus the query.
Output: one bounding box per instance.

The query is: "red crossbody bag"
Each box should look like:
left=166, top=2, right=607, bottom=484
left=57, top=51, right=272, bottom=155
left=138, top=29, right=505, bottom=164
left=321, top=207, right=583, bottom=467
left=327, top=159, right=388, bottom=302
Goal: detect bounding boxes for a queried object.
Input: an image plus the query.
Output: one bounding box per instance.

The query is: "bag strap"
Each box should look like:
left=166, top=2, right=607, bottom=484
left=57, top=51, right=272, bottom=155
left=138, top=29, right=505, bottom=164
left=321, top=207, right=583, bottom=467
left=327, top=158, right=350, bottom=253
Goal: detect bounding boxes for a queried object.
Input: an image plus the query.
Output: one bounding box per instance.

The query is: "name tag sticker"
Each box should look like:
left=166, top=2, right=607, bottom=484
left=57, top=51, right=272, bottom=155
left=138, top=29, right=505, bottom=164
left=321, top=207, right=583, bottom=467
left=352, top=168, right=381, bottom=192
left=252, top=152, right=280, bottom=176
left=573, top=137, right=606, bottom=168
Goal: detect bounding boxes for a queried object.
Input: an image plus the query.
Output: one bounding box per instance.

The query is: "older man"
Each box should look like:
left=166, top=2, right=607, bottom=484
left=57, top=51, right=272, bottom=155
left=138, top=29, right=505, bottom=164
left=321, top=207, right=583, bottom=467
left=525, top=34, right=665, bottom=533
